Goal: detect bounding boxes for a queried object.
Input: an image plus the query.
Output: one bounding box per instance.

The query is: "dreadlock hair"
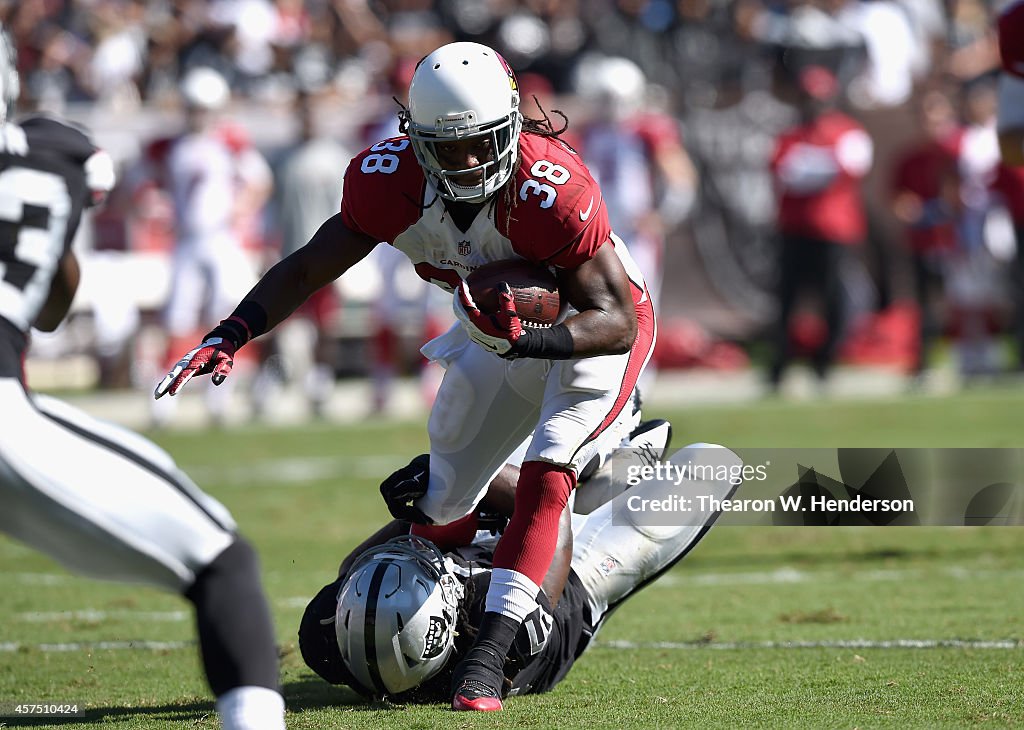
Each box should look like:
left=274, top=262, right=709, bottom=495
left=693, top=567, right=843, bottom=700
left=497, top=97, right=572, bottom=230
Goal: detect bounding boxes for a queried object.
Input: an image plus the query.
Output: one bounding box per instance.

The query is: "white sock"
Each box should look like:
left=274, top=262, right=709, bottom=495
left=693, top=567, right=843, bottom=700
left=484, top=568, right=540, bottom=622
left=216, top=686, right=285, bottom=730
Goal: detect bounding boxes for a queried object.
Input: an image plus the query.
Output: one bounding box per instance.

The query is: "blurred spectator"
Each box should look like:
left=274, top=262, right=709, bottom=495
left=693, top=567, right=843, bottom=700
left=889, top=89, right=962, bottom=376
left=948, top=74, right=1004, bottom=377
left=86, top=0, right=147, bottom=110
left=767, top=65, right=873, bottom=390
left=989, top=159, right=1024, bottom=372
left=958, top=74, right=1001, bottom=251
left=586, top=0, right=677, bottom=94
left=829, top=0, right=924, bottom=110
left=946, top=0, right=1001, bottom=82
left=152, top=67, right=272, bottom=427
left=493, top=0, right=589, bottom=93
left=251, top=89, right=351, bottom=419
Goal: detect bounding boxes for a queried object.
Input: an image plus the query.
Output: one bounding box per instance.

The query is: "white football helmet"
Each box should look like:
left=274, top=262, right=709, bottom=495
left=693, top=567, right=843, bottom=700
left=0, top=26, right=20, bottom=124
left=574, top=55, right=646, bottom=122
left=335, top=536, right=465, bottom=696
left=402, top=42, right=522, bottom=203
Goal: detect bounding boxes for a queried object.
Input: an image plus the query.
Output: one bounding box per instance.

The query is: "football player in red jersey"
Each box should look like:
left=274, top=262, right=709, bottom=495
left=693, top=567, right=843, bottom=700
left=155, top=41, right=656, bottom=711
left=998, top=0, right=1024, bottom=166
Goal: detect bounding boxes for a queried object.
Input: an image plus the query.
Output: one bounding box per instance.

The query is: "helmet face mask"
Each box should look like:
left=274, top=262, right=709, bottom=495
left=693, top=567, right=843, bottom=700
left=402, top=42, right=522, bottom=203
left=335, top=536, right=464, bottom=696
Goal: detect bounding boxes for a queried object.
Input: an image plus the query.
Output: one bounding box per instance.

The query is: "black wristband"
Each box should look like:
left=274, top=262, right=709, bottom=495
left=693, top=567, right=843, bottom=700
left=512, top=323, right=575, bottom=359
left=203, top=301, right=269, bottom=349
left=231, top=300, right=269, bottom=339
left=205, top=320, right=248, bottom=349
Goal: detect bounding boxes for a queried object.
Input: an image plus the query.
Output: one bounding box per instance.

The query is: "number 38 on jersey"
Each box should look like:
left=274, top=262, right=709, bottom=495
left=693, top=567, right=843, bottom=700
left=519, top=160, right=570, bottom=209
left=360, top=139, right=411, bottom=175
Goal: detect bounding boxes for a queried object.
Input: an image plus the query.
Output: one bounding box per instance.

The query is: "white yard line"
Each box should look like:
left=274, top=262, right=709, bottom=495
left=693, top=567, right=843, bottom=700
left=9, top=564, right=1022, bottom=592
left=1, top=638, right=1019, bottom=654
left=0, top=640, right=194, bottom=652
left=652, top=566, right=1024, bottom=587
left=16, top=610, right=189, bottom=623
left=186, top=455, right=404, bottom=486
left=599, top=639, right=1022, bottom=650
left=13, top=598, right=313, bottom=624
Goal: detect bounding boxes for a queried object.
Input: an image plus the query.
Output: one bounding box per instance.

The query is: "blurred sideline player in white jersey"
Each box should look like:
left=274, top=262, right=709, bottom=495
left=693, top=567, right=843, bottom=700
left=298, top=437, right=742, bottom=704
left=574, top=56, right=698, bottom=313
left=0, top=28, right=284, bottom=730
left=156, top=41, right=656, bottom=711
left=359, top=57, right=450, bottom=413
left=998, top=0, right=1024, bottom=166
left=251, top=89, right=352, bottom=419
left=152, top=66, right=273, bottom=427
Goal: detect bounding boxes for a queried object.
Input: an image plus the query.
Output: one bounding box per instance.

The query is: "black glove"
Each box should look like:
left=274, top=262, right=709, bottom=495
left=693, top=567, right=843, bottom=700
left=380, top=454, right=433, bottom=524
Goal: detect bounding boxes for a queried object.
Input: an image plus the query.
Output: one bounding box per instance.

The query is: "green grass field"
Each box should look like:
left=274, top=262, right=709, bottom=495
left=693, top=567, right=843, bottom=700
left=2, top=386, right=1023, bottom=728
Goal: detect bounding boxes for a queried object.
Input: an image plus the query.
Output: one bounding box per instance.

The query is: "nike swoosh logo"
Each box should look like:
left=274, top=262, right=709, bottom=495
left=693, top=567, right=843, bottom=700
left=579, top=197, right=595, bottom=221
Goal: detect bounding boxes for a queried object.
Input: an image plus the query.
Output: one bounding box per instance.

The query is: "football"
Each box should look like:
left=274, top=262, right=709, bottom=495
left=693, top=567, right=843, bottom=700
left=466, top=259, right=561, bottom=327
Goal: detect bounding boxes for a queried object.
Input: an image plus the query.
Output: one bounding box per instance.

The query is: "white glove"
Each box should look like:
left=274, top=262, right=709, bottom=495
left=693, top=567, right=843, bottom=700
left=451, top=281, right=524, bottom=357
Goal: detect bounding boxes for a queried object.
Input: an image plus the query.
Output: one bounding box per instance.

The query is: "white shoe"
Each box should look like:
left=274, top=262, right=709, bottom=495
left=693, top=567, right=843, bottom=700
left=573, top=419, right=673, bottom=515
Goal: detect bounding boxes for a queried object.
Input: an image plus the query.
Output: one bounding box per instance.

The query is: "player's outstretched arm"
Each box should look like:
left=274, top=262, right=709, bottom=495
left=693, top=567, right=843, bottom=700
left=243, top=212, right=378, bottom=332
left=155, top=213, right=378, bottom=398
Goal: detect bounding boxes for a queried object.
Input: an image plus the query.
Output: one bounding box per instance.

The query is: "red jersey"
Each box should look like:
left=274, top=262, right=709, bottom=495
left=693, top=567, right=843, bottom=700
left=890, top=132, right=962, bottom=253
left=771, top=111, right=871, bottom=245
left=340, top=132, right=647, bottom=302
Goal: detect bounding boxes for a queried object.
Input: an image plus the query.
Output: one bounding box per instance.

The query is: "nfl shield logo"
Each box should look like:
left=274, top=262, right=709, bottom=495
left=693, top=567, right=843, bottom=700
left=458, top=240, right=471, bottom=256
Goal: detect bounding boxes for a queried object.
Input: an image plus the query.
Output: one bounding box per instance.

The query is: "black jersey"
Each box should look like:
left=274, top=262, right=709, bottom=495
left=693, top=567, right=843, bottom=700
left=0, top=115, right=99, bottom=377
left=298, top=537, right=596, bottom=702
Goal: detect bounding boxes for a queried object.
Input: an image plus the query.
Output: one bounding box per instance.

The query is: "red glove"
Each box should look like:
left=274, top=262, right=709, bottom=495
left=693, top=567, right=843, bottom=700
left=154, top=336, right=237, bottom=398
left=452, top=281, right=524, bottom=356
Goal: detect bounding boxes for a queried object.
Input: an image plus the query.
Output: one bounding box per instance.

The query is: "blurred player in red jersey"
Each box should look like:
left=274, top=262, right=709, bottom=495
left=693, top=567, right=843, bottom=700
left=998, top=0, right=1024, bottom=166
left=996, top=1, right=1024, bottom=368
left=154, top=42, right=655, bottom=711
left=767, top=65, right=873, bottom=390
left=889, top=90, right=963, bottom=376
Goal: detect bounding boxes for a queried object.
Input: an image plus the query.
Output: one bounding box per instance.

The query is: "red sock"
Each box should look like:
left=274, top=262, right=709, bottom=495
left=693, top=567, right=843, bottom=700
left=411, top=512, right=479, bottom=551
left=492, top=461, right=575, bottom=585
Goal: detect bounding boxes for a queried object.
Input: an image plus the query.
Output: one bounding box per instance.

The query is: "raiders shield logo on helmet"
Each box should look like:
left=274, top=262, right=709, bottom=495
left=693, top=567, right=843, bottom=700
left=422, top=615, right=449, bottom=659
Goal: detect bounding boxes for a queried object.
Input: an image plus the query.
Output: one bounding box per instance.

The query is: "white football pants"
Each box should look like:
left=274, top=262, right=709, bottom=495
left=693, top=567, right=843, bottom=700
left=416, top=298, right=655, bottom=526
left=570, top=443, right=743, bottom=624
left=0, top=378, right=236, bottom=592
